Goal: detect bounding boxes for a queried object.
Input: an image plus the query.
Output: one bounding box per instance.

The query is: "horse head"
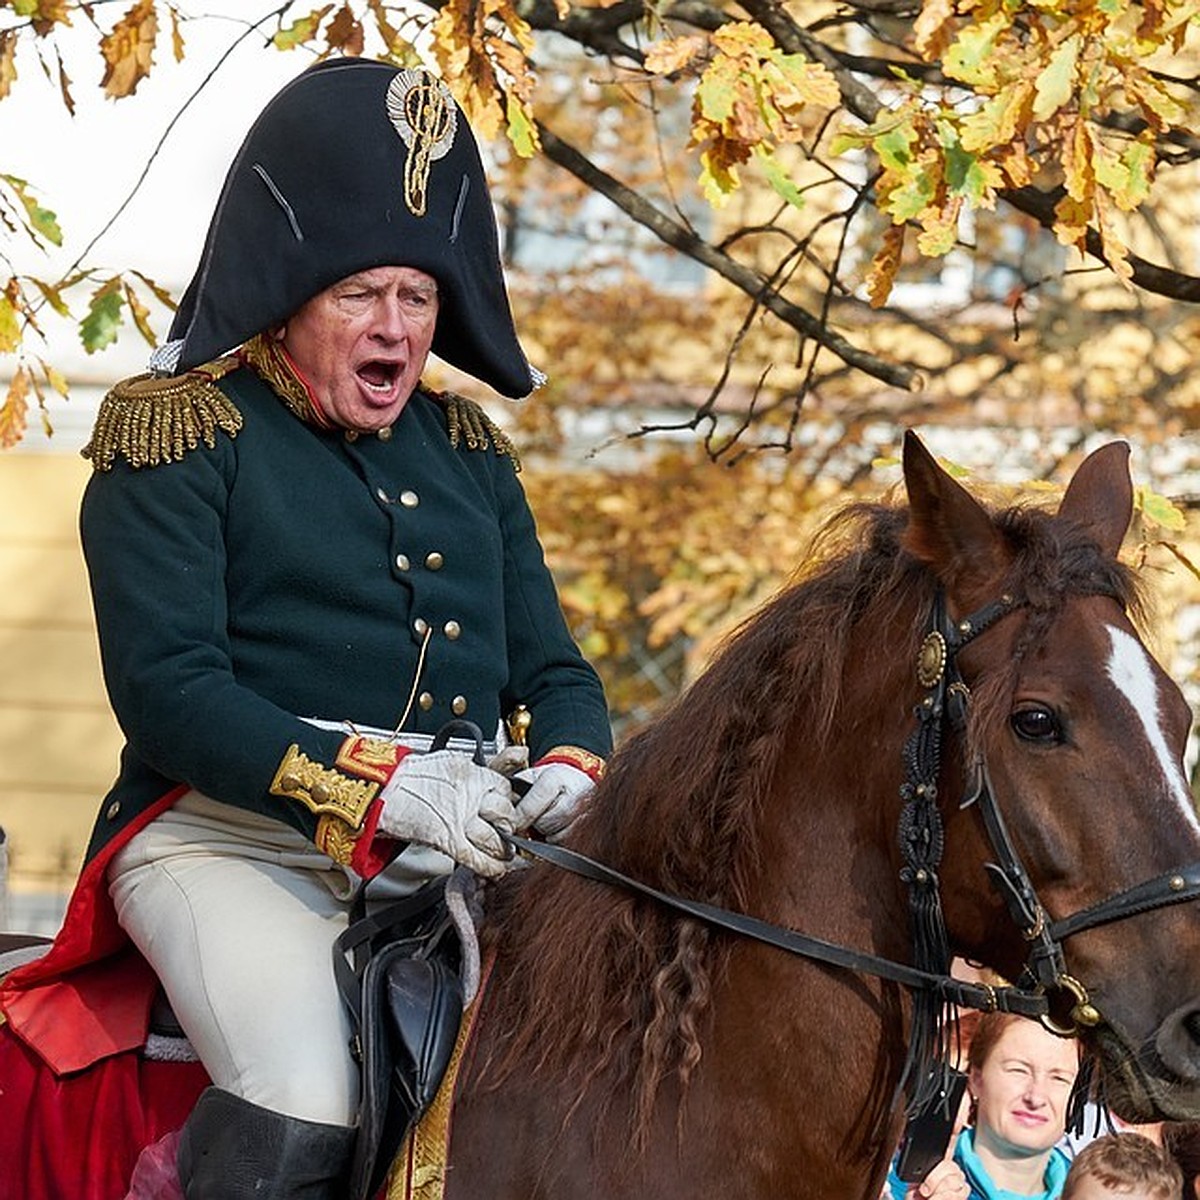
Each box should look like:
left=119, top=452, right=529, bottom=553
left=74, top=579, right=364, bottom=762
left=902, top=430, right=1200, bottom=1121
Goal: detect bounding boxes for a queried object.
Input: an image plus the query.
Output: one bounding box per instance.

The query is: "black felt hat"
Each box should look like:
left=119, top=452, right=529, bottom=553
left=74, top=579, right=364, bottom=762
left=165, top=58, right=537, bottom=398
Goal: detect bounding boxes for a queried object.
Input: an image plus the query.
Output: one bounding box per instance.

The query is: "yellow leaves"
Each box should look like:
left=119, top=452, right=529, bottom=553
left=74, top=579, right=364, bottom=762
left=867, top=225, right=905, bottom=309
left=644, top=35, right=706, bottom=77
left=431, top=0, right=538, bottom=156
left=960, top=81, right=1032, bottom=154
left=100, top=0, right=157, bottom=99
left=0, top=367, right=29, bottom=451
left=1136, top=484, right=1186, bottom=533
left=645, top=21, right=838, bottom=209
left=885, top=0, right=1191, bottom=291
left=913, top=0, right=958, bottom=60
left=0, top=31, right=17, bottom=101
left=942, top=12, right=1009, bottom=88
left=0, top=282, right=21, bottom=354
left=1032, top=34, right=1081, bottom=121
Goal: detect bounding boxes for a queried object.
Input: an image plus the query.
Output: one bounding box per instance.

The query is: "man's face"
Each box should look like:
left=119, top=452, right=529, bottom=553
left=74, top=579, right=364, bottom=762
left=281, top=265, right=439, bottom=431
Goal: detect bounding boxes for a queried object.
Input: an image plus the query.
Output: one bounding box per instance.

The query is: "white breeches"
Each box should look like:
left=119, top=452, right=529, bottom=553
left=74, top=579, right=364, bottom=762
left=107, top=790, right=457, bottom=1125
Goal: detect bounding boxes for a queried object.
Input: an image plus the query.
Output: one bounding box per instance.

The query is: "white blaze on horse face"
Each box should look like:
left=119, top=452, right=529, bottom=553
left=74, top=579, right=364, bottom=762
left=1105, top=625, right=1198, bottom=825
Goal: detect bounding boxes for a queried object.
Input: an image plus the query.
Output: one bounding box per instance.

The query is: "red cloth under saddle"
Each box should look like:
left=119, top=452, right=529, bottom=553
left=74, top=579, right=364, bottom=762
left=0, top=787, right=187, bottom=1074
left=0, top=1025, right=209, bottom=1200
left=0, top=786, right=212, bottom=1199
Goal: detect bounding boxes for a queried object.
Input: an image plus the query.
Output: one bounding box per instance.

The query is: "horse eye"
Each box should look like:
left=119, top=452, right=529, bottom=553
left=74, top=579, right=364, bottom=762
left=1010, top=706, right=1061, bottom=743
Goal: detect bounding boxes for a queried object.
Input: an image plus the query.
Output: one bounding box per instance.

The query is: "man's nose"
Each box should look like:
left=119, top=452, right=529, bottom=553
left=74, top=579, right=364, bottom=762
left=371, top=297, right=412, bottom=340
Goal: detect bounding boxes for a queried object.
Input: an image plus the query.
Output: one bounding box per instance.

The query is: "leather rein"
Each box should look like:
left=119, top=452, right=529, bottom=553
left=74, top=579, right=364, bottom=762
left=504, top=587, right=1200, bottom=1036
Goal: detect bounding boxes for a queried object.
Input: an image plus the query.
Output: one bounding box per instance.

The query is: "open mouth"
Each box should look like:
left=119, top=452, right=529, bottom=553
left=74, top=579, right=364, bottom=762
left=356, top=360, right=402, bottom=394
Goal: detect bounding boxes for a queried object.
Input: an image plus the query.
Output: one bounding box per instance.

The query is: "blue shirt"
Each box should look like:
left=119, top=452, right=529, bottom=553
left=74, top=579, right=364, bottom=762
left=887, top=1129, right=1071, bottom=1200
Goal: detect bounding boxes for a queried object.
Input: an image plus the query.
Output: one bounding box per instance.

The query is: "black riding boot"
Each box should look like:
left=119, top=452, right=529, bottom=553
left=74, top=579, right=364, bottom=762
left=176, top=1086, right=356, bottom=1199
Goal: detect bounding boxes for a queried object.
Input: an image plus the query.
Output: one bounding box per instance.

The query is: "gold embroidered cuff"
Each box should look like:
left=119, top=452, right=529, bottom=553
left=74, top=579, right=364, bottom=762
left=314, top=814, right=360, bottom=866
left=335, top=734, right=408, bottom=784
left=540, top=745, right=607, bottom=779
left=269, top=744, right=379, bottom=828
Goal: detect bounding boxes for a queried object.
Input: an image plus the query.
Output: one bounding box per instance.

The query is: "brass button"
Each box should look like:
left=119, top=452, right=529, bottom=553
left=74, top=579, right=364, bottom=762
left=279, top=774, right=300, bottom=791
left=377, top=426, right=392, bottom=442
left=311, top=782, right=330, bottom=805
left=419, top=691, right=434, bottom=711
left=399, top=490, right=419, bottom=508
left=106, top=801, right=121, bottom=820
left=444, top=620, right=461, bottom=640
left=425, top=551, right=444, bottom=571
left=451, top=695, right=468, bottom=716
left=344, top=430, right=359, bottom=443
left=414, top=617, right=429, bottom=636
left=395, top=553, right=410, bottom=571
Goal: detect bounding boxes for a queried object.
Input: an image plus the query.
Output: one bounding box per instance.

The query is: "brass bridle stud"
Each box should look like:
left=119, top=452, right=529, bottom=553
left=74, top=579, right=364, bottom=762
left=1171, top=875, right=1186, bottom=892
left=917, top=631, right=947, bottom=688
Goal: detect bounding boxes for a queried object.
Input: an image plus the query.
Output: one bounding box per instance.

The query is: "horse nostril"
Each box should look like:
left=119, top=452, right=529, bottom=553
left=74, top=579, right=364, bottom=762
left=1182, top=1010, right=1200, bottom=1047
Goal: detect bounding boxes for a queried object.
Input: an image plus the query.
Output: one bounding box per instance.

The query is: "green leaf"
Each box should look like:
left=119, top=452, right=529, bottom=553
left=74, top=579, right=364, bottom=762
left=1032, top=34, right=1080, bottom=121
left=885, top=163, right=937, bottom=222
left=1136, top=484, right=1186, bottom=532
left=875, top=124, right=916, bottom=172
left=506, top=92, right=539, bottom=159
left=697, top=60, right=738, bottom=126
left=1119, top=140, right=1154, bottom=208
left=943, top=15, right=1006, bottom=86
left=28, top=276, right=70, bottom=317
left=80, top=282, right=125, bottom=353
left=1, top=174, right=63, bottom=248
left=756, top=148, right=805, bottom=210
left=272, top=7, right=333, bottom=50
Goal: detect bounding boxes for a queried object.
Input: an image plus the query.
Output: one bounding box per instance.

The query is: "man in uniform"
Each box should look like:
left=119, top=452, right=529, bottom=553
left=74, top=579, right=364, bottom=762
left=0, top=58, right=611, bottom=1199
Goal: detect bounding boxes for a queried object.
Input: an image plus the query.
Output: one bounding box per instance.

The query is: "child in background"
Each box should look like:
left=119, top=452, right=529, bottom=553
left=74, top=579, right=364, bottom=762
left=1062, top=1134, right=1181, bottom=1200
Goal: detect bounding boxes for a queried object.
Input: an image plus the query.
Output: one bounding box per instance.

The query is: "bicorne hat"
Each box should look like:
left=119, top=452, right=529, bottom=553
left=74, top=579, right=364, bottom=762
left=162, top=58, right=537, bottom=398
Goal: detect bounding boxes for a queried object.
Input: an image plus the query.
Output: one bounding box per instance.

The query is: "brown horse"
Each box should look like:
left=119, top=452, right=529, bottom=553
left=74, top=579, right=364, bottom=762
left=5, top=433, right=1200, bottom=1200
left=435, top=433, right=1200, bottom=1199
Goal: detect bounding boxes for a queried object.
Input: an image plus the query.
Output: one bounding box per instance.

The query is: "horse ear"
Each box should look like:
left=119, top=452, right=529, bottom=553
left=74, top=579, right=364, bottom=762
left=902, top=430, right=1006, bottom=590
left=1056, top=441, right=1132, bottom=559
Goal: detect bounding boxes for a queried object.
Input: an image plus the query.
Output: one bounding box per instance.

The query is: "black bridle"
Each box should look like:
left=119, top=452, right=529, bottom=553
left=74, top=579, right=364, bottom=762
left=505, top=586, right=1200, bottom=1047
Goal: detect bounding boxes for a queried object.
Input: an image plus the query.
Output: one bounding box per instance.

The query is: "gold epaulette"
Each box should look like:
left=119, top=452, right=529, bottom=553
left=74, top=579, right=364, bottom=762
left=82, top=357, right=244, bottom=471
left=437, top=391, right=521, bottom=471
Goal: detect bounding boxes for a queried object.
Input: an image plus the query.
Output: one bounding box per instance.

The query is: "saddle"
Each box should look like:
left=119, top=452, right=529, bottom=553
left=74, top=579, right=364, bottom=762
left=334, top=878, right=464, bottom=1200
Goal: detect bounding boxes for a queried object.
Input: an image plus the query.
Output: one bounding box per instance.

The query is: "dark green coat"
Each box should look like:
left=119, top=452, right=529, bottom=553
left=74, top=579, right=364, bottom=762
left=80, top=367, right=611, bottom=862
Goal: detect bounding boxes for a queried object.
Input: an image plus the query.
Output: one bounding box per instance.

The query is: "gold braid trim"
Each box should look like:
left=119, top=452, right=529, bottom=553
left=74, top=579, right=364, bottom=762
left=269, top=744, right=380, bottom=827
left=239, top=333, right=327, bottom=427
left=437, top=391, right=521, bottom=471
left=83, top=357, right=243, bottom=472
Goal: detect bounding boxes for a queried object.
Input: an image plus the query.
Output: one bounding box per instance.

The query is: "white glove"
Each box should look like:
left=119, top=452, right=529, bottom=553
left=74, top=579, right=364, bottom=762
left=513, top=762, right=595, bottom=841
left=377, top=750, right=518, bottom=878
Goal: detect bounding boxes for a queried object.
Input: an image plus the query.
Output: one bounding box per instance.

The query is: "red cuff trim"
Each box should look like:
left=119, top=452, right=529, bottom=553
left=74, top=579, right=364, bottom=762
left=536, top=745, right=606, bottom=783
left=348, top=801, right=401, bottom=879
left=335, top=735, right=412, bottom=785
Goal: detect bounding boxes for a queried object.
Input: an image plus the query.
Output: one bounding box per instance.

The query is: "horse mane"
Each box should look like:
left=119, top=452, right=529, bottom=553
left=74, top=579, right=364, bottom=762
left=479, top=489, right=1141, bottom=1138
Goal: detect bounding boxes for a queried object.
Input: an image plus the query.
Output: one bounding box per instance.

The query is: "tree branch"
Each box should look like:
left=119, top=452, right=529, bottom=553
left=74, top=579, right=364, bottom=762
left=535, top=121, right=918, bottom=390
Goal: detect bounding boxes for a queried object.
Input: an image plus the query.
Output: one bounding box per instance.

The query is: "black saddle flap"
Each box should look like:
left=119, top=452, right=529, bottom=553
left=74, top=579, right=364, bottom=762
left=343, top=907, right=465, bottom=1200
left=376, top=949, right=463, bottom=1112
